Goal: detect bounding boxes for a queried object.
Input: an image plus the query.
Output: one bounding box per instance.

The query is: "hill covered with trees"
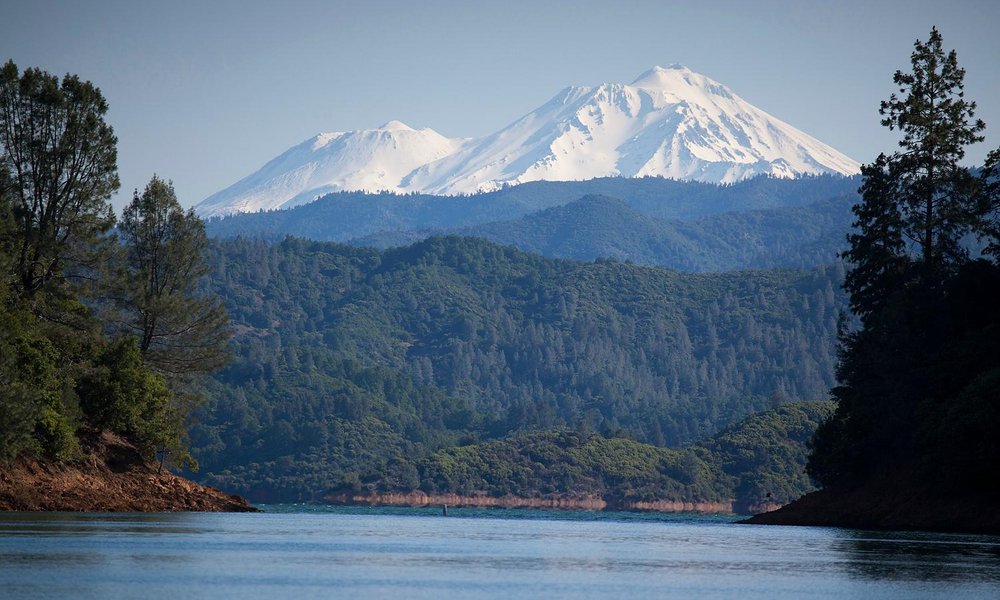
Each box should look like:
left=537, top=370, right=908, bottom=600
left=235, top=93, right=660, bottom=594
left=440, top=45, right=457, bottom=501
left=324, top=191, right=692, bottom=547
left=326, top=401, right=834, bottom=512
left=358, top=194, right=854, bottom=272
left=204, top=174, right=859, bottom=244
left=192, top=235, right=846, bottom=501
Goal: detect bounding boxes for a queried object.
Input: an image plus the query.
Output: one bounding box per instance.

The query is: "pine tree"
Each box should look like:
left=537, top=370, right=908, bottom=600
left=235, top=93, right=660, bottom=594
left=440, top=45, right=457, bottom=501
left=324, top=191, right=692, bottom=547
left=874, top=26, right=983, bottom=289
left=843, top=154, right=910, bottom=321
left=114, top=175, right=230, bottom=376
left=809, top=28, right=998, bottom=489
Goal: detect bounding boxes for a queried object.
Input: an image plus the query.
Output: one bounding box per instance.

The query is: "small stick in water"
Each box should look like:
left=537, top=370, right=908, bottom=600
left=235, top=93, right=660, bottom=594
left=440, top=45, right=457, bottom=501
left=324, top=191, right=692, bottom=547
left=443, top=504, right=448, bottom=516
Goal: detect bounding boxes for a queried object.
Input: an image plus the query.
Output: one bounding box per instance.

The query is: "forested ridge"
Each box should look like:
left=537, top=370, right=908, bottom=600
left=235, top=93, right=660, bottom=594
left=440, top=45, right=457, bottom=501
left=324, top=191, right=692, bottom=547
left=204, top=174, right=859, bottom=244
left=193, top=235, right=846, bottom=500
left=355, top=401, right=836, bottom=510
left=207, top=174, right=861, bottom=274
left=393, top=194, right=857, bottom=272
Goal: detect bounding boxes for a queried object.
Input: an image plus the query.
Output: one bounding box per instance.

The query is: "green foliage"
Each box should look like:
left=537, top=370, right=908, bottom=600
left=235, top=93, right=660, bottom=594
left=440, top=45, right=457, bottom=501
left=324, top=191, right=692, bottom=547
left=361, top=402, right=833, bottom=508
left=0, top=388, right=40, bottom=462
left=199, top=415, right=414, bottom=502
left=809, top=29, right=1000, bottom=492
left=34, top=405, right=79, bottom=461
left=113, top=175, right=230, bottom=376
left=404, top=430, right=729, bottom=503
left=700, top=401, right=835, bottom=505
left=0, top=60, right=118, bottom=298
left=76, top=337, right=183, bottom=459
left=0, top=64, right=218, bottom=469
left=191, top=235, right=845, bottom=499
left=0, top=291, right=79, bottom=461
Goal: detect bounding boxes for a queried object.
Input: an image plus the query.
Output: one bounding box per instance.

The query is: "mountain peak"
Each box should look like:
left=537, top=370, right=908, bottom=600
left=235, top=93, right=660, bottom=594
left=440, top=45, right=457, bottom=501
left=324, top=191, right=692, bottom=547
left=380, top=120, right=415, bottom=131
left=635, top=64, right=689, bottom=78
left=630, top=64, right=718, bottom=92
left=197, top=66, right=860, bottom=216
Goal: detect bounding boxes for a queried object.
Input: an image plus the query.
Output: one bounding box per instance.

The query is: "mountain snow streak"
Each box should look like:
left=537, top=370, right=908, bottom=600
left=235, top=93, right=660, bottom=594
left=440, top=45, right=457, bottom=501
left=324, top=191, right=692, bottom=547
left=197, top=65, right=860, bottom=217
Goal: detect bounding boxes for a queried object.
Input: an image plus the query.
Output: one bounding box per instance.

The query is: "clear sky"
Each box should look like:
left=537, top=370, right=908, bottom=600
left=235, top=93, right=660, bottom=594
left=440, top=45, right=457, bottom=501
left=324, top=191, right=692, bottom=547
left=2, top=0, right=998, bottom=210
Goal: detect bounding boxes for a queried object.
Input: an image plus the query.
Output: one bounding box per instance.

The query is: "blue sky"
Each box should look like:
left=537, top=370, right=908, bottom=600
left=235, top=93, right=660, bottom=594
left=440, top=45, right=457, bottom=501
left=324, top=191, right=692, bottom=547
left=2, top=0, right=998, bottom=209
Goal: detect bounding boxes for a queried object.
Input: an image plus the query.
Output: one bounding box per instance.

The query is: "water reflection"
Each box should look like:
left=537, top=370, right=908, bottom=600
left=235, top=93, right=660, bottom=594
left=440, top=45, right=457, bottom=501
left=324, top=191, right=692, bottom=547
left=2, top=510, right=1000, bottom=599
left=833, top=529, right=1000, bottom=583
left=0, top=511, right=213, bottom=536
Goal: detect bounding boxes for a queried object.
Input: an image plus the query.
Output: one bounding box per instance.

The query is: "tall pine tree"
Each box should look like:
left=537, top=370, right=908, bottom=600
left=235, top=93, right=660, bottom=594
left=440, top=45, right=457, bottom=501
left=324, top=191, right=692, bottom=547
left=113, top=175, right=230, bottom=376
left=809, top=28, right=1000, bottom=490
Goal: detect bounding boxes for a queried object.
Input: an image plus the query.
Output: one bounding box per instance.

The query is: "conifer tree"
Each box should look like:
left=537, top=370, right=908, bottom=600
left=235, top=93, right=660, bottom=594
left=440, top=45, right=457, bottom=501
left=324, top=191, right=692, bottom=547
left=809, top=28, right=999, bottom=489
left=114, top=175, right=230, bottom=376
left=850, top=26, right=985, bottom=305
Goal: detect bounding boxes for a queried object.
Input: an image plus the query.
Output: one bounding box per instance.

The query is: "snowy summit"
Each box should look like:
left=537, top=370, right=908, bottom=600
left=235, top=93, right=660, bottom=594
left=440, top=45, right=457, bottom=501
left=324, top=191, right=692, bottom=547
left=197, top=66, right=861, bottom=217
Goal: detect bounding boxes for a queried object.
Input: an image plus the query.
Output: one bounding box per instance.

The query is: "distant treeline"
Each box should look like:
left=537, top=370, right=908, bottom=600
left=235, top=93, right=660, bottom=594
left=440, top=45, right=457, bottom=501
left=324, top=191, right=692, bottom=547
left=204, top=174, right=859, bottom=243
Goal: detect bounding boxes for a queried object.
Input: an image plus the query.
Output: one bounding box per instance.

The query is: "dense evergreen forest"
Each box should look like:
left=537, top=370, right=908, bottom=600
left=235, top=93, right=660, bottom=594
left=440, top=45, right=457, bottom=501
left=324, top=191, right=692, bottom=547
left=191, top=236, right=846, bottom=500
left=353, top=194, right=856, bottom=272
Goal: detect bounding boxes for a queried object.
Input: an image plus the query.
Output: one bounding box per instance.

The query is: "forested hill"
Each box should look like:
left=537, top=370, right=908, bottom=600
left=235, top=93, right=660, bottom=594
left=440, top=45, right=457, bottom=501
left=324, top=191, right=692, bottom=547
left=352, top=401, right=837, bottom=511
left=203, top=174, right=859, bottom=243
left=355, top=194, right=855, bottom=272
left=193, top=236, right=846, bottom=500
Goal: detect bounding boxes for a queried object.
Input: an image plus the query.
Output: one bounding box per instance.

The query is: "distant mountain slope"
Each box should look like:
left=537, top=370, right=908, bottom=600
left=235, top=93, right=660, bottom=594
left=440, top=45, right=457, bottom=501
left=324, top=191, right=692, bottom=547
left=196, top=66, right=859, bottom=216
left=457, top=195, right=707, bottom=267
left=197, top=121, right=467, bottom=217
left=205, top=174, right=859, bottom=250
left=407, top=65, right=859, bottom=195
left=452, top=194, right=855, bottom=271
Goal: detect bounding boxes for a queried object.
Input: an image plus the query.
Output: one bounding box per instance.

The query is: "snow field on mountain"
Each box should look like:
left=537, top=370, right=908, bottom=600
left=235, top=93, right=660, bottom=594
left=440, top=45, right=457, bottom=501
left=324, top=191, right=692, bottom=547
left=197, top=65, right=860, bottom=217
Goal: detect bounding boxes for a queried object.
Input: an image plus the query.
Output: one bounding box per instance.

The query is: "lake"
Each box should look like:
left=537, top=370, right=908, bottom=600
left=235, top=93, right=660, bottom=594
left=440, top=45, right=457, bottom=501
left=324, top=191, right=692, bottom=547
left=1, top=506, right=999, bottom=598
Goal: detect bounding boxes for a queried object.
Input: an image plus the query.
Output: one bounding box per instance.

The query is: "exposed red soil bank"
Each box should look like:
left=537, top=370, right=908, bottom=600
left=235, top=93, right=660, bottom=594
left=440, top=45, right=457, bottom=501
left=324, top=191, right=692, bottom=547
left=324, top=490, right=744, bottom=514
left=0, top=433, right=257, bottom=512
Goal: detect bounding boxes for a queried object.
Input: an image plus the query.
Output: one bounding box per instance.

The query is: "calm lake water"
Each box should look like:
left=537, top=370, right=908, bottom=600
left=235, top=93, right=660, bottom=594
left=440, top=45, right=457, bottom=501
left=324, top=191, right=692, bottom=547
left=1, top=506, right=999, bottom=598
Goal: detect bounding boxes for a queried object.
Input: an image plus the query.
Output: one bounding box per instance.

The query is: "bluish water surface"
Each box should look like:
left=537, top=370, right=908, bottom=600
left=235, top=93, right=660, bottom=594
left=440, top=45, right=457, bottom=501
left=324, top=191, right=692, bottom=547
left=1, top=506, right=999, bottom=598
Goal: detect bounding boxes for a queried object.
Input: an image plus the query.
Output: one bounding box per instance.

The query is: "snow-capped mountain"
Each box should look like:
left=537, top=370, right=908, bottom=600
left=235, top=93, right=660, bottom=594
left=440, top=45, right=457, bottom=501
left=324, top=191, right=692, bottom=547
left=197, top=65, right=860, bottom=216
left=196, top=121, right=467, bottom=217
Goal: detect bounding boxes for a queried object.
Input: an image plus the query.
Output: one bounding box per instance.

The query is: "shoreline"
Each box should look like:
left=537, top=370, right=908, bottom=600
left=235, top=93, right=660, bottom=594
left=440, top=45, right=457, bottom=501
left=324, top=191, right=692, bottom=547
left=742, top=487, right=1000, bottom=535
left=0, top=432, right=258, bottom=513
left=322, top=490, right=775, bottom=514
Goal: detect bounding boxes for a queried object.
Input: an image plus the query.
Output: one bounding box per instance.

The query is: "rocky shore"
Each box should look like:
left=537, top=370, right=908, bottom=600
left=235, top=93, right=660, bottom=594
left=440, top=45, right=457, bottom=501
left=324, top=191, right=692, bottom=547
left=324, top=490, right=742, bottom=513
left=0, top=432, right=257, bottom=512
